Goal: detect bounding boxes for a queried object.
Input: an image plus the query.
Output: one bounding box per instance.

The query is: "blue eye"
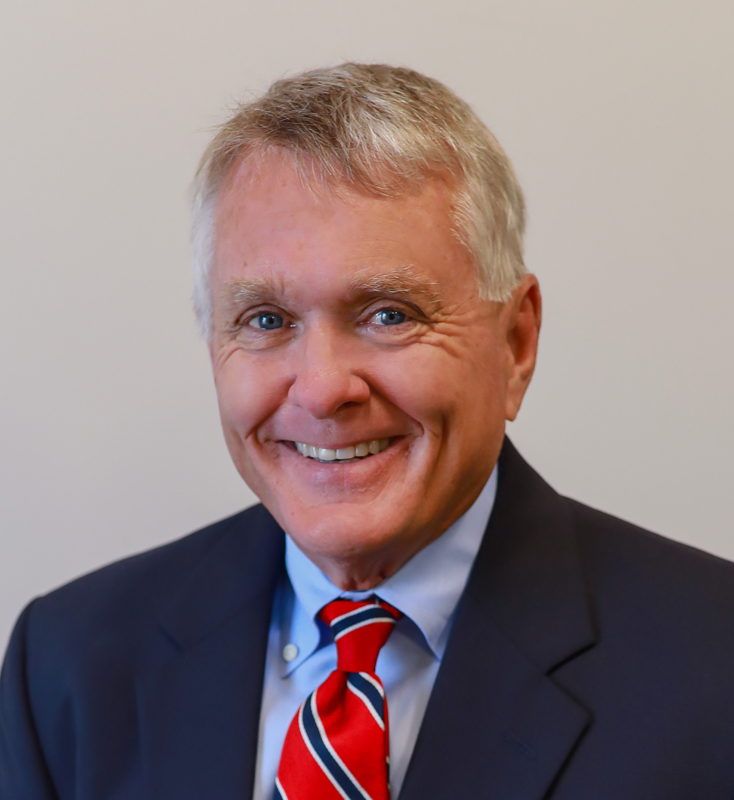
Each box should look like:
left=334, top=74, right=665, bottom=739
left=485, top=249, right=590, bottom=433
left=376, top=309, right=407, bottom=326
left=250, top=313, right=284, bottom=330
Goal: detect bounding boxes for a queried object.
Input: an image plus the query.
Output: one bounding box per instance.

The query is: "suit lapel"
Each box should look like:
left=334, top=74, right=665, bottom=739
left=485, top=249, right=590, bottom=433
left=400, top=439, right=596, bottom=800
left=138, top=505, right=285, bottom=800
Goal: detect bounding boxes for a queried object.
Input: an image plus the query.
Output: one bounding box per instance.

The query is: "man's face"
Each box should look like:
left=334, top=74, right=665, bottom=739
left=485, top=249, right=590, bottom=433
left=209, top=153, right=532, bottom=588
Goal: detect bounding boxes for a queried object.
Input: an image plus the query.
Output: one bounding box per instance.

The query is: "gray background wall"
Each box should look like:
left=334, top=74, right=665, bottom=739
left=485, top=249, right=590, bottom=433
left=1, top=0, right=732, bottom=651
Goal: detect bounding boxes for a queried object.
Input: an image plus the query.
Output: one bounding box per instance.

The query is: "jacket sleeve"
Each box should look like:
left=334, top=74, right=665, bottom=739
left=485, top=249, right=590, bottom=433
left=0, top=602, right=59, bottom=800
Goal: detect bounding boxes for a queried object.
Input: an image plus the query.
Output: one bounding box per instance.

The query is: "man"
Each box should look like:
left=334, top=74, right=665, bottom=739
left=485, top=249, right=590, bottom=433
left=2, top=63, right=734, bottom=800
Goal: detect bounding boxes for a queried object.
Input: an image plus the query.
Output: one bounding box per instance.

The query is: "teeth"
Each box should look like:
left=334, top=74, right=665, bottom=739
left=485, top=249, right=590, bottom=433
left=294, top=438, right=392, bottom=462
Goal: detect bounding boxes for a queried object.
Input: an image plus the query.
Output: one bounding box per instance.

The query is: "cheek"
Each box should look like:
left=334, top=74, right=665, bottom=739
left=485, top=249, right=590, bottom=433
left=214, top=354, right=286, bottom=442
left=371, top=347, right=468, bottom=439
left=377, top=341, right=506, bottom=443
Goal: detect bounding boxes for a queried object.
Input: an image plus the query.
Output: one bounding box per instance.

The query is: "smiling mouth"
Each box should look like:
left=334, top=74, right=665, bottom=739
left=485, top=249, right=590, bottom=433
left=292, top=438, right=392, bottom=463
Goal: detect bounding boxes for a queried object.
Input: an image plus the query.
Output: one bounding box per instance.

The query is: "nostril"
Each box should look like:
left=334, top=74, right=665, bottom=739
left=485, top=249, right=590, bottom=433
left=288, top=372, right=371, bottom=419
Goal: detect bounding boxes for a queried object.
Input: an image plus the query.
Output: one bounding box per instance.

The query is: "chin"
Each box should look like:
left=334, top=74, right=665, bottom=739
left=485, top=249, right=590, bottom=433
left=280, top=501, right=412, bottom=564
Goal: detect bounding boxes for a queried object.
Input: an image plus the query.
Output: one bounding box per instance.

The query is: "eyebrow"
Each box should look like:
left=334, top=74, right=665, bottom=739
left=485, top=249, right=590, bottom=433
left=218, top=275, right=286, bottom=310
left=218, top=264, right=441, bottom=312
left=348, top=265, right=441, bottom=305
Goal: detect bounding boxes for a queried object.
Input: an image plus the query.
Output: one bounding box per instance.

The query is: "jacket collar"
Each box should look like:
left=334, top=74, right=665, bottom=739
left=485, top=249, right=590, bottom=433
left=469, top=437, right=596, bottom=672
left=399, top=437, right=597, bottom=800
left=158, top=503, right=285, bottom=651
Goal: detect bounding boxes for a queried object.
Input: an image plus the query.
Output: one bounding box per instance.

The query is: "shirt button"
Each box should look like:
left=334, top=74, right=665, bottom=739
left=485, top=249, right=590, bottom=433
left=282, top=643, right=299, bottom=663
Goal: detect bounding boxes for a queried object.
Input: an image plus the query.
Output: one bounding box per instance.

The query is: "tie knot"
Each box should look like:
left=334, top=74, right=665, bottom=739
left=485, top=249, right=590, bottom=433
left=319, top=599, right=401, bottom=673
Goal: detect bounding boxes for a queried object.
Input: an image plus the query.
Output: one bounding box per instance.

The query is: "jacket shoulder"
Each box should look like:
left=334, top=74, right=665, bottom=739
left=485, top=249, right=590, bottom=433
left=1, top=504, right=282, bottom=798
left=23, top=504, right=274, bottom=659
left=569, top=498, right=734, bottom=632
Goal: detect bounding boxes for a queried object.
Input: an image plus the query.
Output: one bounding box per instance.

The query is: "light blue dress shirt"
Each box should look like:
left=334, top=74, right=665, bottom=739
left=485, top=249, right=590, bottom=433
left=252, top=465, right=498, bottom=800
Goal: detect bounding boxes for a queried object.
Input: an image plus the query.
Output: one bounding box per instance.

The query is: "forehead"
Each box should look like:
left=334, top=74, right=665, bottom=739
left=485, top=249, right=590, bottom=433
left=211, top=152, right=475, bottom=302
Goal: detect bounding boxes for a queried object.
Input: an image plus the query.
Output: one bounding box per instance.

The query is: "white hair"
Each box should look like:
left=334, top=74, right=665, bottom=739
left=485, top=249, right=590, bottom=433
left=191, top=63, right=526, bottom=337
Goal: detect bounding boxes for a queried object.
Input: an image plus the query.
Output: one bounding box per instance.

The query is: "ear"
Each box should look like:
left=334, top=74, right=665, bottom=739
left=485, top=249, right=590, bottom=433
left=503, top=274, right=542, bottom=421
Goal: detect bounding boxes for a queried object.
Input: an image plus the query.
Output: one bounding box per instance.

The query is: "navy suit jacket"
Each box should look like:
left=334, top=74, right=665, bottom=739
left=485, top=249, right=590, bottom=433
left=2, top=439, right=734, bottom=799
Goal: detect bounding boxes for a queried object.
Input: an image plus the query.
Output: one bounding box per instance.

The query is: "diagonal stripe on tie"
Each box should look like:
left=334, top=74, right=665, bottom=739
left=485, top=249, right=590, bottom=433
left=303, top=691, right=373, bottom=800
left=346, top=673, right=385, bottom=729
left=330, top=606, right=397, bottom=640
left=329, top=604, right=381, bottom=626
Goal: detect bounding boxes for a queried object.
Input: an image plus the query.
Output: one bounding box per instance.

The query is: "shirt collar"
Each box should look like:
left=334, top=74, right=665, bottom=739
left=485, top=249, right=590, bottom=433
left=281, top=465, right=498, bottom=675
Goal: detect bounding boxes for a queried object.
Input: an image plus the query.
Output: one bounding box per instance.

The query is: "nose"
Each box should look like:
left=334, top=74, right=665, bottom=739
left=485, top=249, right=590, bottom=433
left=287, top=323, right=370, bottom=419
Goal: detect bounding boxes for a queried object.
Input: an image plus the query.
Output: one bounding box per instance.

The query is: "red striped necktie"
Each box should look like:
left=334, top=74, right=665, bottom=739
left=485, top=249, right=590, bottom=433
left=275, top=598, right=402, bottom=800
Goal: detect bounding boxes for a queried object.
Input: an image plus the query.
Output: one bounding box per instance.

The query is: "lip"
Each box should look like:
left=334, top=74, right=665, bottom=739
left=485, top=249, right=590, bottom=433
left=276, top=436, right=405, bottom=488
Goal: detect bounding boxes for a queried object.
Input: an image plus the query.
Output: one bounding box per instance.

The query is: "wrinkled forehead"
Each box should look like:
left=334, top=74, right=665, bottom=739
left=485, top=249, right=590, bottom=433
left=208, top=149, right=480, bottom=323
left=215, top=155, right=459, bottom=254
